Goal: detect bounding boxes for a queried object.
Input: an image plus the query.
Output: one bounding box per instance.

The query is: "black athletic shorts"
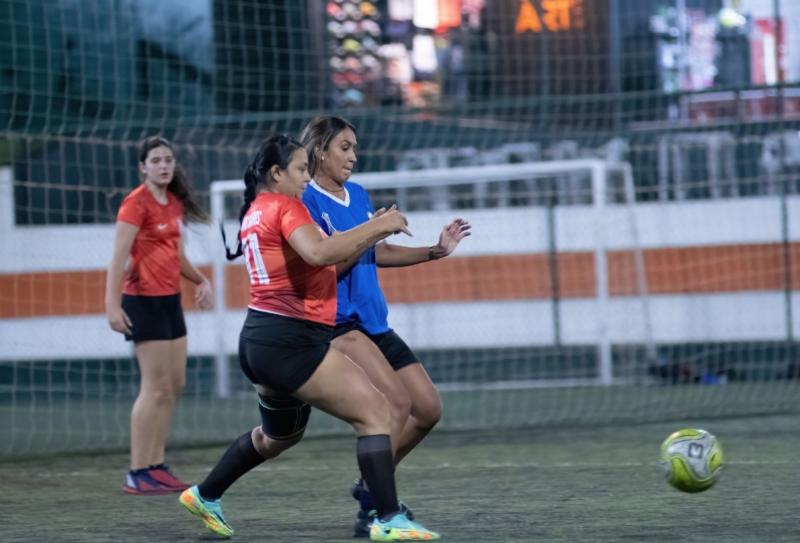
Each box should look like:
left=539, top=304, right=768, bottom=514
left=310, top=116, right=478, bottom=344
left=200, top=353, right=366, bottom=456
left=331, top=320, right=361, bottom=339
left=333, top=321, right=419, bottom=371
left=239, top=310, right=333, bottom=393
left=121, top=293, right=186, bottom=342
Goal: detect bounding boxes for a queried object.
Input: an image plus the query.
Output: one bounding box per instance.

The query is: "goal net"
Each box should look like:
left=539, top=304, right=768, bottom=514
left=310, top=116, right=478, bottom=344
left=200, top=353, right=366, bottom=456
left=211, top=159, right=799, bottom=429
left=2, top=0, right=800, bottom=458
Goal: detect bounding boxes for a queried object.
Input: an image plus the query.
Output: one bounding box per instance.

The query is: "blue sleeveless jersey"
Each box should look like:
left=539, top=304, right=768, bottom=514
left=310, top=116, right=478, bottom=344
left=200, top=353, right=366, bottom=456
left=302, top=180, right=391, bottom=334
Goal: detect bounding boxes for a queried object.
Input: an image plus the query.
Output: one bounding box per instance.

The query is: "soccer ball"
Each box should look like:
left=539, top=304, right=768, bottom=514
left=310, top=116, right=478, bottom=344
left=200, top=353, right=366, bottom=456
left=660, top=428, right=723, bottom=493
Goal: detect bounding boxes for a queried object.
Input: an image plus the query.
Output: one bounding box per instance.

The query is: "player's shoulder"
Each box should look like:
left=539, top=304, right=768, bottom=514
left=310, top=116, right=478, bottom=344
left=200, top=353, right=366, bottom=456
left=253, top=191, right=294, bottom=206
left=303, top=180, right=330, bottom=202
left=121, top=184, right=147, bottom=203
left=118, top=184, right=150, bottom=216
left=345, top=181, right=372, bottom=209
left=301, top=184, right=320, bottom=206
left=269, top=193, right=308, bottom=216
left=282, top=193, right=305, bottom=207
left=344, top=180, right=367, bottom=196
left=246, top=193, right=300, bottom=229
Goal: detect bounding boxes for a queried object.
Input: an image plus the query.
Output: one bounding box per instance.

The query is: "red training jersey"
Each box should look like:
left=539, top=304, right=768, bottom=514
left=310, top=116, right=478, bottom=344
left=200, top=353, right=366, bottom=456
left=240, top=192, right=337, bottom=325
left=116, top=184, right=183, bottom=296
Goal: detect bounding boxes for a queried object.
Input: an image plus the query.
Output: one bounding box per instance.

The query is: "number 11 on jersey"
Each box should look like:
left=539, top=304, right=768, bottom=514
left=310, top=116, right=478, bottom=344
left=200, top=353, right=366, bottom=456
left=242, top=232, right=269, bottom=284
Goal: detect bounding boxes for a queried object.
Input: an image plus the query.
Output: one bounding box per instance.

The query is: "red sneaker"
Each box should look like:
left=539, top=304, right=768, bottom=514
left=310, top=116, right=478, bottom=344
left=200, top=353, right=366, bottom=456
left=124, top=469, right=172, bottom=495
left=147, top=464, right=190, bottom=492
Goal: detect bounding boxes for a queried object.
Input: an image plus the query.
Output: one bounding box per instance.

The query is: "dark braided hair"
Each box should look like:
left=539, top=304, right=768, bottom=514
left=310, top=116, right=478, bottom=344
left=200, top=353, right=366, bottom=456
left=138, top=136, right=209, bottom=223
left=222, top=134, right=304, bottom=260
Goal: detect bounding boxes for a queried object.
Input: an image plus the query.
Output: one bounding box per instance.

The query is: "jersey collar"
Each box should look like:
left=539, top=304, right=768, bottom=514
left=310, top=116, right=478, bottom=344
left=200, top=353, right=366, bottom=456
left=309, top=180, right=350, bottom=207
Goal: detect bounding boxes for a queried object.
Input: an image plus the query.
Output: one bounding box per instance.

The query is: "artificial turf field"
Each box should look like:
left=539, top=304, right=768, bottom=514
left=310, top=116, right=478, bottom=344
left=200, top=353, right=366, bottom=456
left=3, top=413, right=798, bottom=542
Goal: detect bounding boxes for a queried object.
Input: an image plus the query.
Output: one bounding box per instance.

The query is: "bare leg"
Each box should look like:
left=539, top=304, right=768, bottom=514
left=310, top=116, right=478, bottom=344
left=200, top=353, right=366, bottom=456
left=250, top=426, right=301, bottom=459
left=332, top=331, right=411, bottom=455
left=393, top=363, right=442, bottom=463
left=294, top=347, right=392, bottom=436
left=297, top=346, right=400, bottom=517
left=130, top=339, right=184, bottom=469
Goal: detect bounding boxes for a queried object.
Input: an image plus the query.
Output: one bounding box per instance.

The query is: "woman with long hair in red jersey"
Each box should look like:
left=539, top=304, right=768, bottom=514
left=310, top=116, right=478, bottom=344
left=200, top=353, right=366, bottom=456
left=105, top=136, right=213, bottom=495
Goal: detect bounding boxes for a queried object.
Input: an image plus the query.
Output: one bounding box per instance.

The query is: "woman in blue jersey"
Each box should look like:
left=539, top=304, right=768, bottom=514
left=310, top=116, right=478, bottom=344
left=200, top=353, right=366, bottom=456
left=300, top=116, right=471, bottom=536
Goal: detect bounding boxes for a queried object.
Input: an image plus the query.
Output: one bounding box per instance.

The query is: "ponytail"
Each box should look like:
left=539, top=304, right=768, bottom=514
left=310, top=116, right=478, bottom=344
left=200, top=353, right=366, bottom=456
left=221, top=161, right=261, bottom=260
left=221, top=134, right=303, bottom=261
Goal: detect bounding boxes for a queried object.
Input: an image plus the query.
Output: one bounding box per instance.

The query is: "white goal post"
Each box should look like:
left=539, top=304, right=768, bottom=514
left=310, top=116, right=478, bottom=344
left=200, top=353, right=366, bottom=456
left=209, top=159, right=649, bottom=398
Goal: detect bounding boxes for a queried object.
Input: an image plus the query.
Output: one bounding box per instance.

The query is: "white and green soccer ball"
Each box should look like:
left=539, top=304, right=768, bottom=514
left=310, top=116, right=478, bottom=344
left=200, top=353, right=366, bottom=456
left=660, top=428, right=723, bottom=493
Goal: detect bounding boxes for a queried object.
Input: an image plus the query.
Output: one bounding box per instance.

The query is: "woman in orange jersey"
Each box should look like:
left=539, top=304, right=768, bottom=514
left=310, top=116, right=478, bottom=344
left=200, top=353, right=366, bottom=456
left=178, top=135, right=440, bottom=541
left=105, top=136, right=213, bottom=495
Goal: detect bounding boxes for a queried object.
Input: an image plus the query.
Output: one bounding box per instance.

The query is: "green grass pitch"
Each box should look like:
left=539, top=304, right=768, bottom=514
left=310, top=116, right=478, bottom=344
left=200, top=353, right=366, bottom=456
left=3, top=414, right=799, bottom=542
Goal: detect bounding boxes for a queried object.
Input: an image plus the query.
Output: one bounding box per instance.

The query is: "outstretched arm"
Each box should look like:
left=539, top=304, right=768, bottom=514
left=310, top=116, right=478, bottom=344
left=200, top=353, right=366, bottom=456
left=334, top=205, right=393, bottom=277
left=289, top=208, right=411, bottom=267
left=376, top=218, right=471, bottom=268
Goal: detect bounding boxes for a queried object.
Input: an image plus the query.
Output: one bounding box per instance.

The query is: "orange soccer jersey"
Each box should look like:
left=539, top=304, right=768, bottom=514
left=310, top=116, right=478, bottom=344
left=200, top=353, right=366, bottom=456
left=241, top=192, right=337, bottom=325
left=117, top=184, right=183, bottom=296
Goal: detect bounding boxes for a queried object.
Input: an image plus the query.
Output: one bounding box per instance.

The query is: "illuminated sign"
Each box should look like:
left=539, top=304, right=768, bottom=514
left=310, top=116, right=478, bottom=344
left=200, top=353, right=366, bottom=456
left=515, top=0, right=584, bottom=33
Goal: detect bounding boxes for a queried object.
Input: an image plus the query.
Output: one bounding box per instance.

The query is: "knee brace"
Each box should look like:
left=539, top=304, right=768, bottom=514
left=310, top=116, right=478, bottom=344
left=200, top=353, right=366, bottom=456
left=257, top=393, right=310, bottom=441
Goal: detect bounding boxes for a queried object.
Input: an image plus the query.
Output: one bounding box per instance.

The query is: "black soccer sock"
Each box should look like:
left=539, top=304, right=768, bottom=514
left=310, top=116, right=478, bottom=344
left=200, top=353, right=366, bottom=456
left=198, top=431, right=266, bottom=500
left=356, top=434, right=399, bottom=519
left=356, top=478, right=376, bottom=511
